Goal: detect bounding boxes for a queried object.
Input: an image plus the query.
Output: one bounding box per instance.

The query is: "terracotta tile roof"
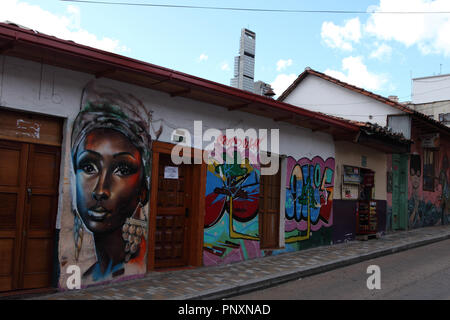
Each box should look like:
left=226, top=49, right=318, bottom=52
left=278, top=67, right=414, bottom=113
left=0, top=21, right=362, bottom=138
left=278, top=67, right=450, bottom=137
left=316, top=112, right=411, bottom=145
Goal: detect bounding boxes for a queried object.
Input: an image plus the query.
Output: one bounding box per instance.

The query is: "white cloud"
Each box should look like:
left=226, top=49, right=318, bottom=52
left=276, top=59, right=293, bottom=71
left=0, top=0, right=129, bottom=53
left=198, top=53, right=208, bottom=62
left=370, top=43, right=392, bottom=60
left=220, top=62, right=230, bottom=71
left=324, top=56, right=388, bottom=91
left=365, top=0, right=450, bottom=56
left=270, top=73, right=297, bottom=97
left=321, top=17, right=361, bottom=51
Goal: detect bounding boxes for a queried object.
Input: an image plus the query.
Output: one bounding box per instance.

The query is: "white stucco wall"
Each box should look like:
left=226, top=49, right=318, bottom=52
left=334, top=141, right=387, bottom=201
left=412, top=74, right=450, bottom=104
left=0, top=55, right=336, bottom=285
left=410, top=100, right=450, bottom=126
left=0, top=56, right=335, bottom=168
left=282, top=75, right=405, bottom=126
left=0, top=55, right=93, bottom=231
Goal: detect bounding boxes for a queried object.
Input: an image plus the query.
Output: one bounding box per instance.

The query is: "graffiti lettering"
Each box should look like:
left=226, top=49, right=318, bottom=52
left=216, top=134, right=263, bottom=150
left=285, top=156, right=334, bottom=243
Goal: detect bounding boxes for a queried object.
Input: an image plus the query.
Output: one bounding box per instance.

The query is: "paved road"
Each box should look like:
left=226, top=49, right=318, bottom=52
left=230, top=239, right=450, bottom=300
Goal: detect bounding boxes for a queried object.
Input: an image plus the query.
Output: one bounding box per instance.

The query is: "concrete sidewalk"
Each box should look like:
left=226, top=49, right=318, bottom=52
left=34, top=224, right=450, bottom=300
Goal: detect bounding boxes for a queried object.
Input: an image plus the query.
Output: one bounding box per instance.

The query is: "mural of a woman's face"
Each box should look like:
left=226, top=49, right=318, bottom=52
left=74, top=128, right=144, bottom=234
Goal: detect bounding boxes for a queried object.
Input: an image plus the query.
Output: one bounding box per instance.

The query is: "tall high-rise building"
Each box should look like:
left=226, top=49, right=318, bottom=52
left=230, top=28, right=274, bottom=97
left=230, top=28, right=256, bottom=93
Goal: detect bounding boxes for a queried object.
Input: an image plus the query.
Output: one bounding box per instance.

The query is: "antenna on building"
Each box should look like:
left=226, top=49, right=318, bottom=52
left=440, top=63, right=442, bottom=75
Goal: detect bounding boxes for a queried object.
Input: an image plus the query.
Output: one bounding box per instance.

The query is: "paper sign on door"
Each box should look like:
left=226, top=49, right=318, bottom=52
left=164, top=166, right=179, bottom=179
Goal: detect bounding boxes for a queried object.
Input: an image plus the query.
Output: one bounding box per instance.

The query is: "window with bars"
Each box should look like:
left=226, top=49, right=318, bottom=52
left=439, top=113, right=450, bottom=124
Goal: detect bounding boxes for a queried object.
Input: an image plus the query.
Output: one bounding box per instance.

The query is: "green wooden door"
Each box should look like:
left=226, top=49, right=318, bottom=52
left=392, top=154, right=408, bottom=230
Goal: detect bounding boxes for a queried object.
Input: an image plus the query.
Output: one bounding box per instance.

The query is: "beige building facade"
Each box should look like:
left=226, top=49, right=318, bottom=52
left=334, top=141, right=387, bottom=201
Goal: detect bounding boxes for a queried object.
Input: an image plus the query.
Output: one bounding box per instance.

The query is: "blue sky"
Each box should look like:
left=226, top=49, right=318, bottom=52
left=2, top=0, right=450, bottom=101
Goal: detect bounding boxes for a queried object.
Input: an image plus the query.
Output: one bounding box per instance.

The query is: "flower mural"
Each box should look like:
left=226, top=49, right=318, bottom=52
left=203, top=150, right=261, bottom=265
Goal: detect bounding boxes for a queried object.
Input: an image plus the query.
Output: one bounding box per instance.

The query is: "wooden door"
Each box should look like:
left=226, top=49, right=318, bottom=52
left=21, top=144, right=60, bottom=289
left=392, top=154, right=408, bottom=230
left=392, top=154, right=400, bottom=230
left=259, top=167, right=281, bottom=249
left=0, top=140, right=60, bottom=291
left=154, top=153, right=191, bottom=268
left=398, top=154, right=408, bottom=229
left=0, top=140, right=28, bottom=291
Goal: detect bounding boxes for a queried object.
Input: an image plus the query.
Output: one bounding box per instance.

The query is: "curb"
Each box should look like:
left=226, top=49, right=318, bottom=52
left=181, top=232, right=450, bottom=300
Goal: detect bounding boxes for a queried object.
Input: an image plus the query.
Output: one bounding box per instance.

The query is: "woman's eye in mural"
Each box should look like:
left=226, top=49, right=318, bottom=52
left=82, top=163, right=98, bottom=175
left=113, top=162, right=137, bottom=177
left=77, top=157, right=99, bottom=175
left=76, top=151, right=102, bottom=176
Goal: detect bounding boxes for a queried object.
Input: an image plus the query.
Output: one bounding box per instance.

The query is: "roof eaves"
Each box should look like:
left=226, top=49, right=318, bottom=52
left=0, top=22, right=361, bottom=135
left=278, top=67, right=414, bottom=114
left=277, top=69, right=309, bottom=102
left=306, top=68, right=414, bottom=114
left=317, top=112, right=411, bottom=145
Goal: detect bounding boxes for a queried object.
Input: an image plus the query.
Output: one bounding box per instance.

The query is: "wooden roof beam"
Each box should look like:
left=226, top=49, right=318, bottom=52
left=0, top=40, right=15, bottom=54
left=227, top=103, right=250, bottom=111
left=95, top=68, right=116, bottom=79
left=333, top=133, right=358, bottom=141
left=170, top=88, right=191, bottom=97
left=312, top=125, right=331, bottom=132
left=274, top=115, right=293, bottom=122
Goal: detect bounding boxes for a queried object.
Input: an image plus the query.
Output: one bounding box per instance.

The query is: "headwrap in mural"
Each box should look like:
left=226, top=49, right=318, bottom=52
left=70, top=81, right=152, bottom=283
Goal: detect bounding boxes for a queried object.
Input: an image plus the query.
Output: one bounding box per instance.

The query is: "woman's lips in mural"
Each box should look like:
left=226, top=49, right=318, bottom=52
left=88, top=206, right=110, bottom=221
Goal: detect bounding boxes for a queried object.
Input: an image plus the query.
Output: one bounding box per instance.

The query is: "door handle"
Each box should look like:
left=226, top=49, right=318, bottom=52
left=185, top=207, right=189, bottom=218
left=27, top=188, right=32, bottom=202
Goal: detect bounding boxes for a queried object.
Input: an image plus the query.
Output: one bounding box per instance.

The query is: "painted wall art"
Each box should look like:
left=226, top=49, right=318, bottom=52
left=203, top=142, right=262, bottom=266
left=61, top=82, right=154, bottom=287
left=203, top=150, right=337, bottom=265
left=439, top=153, right=450, bottom=225
left=387, top=135, right=450, bottom=231
left=408, top=149, right=450, bottom=228
left=281, top=156, right=335, bottom=252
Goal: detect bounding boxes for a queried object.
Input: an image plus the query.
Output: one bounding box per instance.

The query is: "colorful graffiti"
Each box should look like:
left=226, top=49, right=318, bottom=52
left=284, top=156, right=334, bottom=244
left=203, top=154, right=337, bottom=264
left=439, top=154, right=450, bottom=224
left=69, top=82, right=152, bottom=284
left=204, top=151, right=260, bottom=231
left=408, top=150, right=450, bottom=229
left=203, top=150, right=261, bottom=265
